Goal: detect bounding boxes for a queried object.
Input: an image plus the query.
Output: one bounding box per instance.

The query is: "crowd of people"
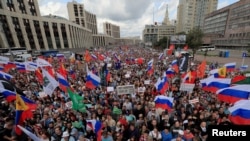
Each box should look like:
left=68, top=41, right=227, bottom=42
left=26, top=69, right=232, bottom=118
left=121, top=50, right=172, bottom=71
left=0, top=46, right=238, bottom=141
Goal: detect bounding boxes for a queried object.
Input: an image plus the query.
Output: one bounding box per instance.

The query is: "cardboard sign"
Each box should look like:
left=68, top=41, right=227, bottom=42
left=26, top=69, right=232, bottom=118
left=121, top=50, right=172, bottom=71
left=125, top=74, right=130, bottom=78
left=116, top=85, right=135, bottom=95
left=39, top=92, right=47, bottom=98
left=107, top=63, right=112, bottom=67
left=138, top=87, right=145, bottom=93
left=107, top=87, right=114, bottom=92
left=180, top=83, right=195, bottom=92
left=189, top=98, right=199, bottom=104
left=144, top=80, right=150, bottom=84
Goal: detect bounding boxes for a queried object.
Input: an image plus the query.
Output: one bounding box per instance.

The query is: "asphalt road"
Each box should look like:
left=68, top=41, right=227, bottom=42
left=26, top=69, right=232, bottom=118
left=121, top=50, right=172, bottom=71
left=194, top=49, right=250, bottom=71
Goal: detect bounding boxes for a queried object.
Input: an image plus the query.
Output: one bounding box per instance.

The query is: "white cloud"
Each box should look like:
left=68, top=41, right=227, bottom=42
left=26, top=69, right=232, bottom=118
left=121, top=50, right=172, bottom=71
left=37, top=0, right=234, bottom=38
left=38, top=0, right=68, bottom=18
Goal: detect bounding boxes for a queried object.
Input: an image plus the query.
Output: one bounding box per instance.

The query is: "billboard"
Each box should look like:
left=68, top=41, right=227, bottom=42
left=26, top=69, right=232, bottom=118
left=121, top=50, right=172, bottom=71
left=170, top=35, right=186, bottom=44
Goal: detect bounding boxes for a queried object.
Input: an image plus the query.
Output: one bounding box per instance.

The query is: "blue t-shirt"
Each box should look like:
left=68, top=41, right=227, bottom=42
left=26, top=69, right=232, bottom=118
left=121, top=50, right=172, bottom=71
left=102, top=135, right=113, bottom=141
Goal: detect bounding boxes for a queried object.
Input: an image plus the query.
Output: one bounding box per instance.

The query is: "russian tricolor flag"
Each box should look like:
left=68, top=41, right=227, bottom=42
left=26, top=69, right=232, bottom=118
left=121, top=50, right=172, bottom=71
left=205, top=77, right=231, bottom=93
left=240, top=65, right=248, bottom=71
left=0, top=89, right=16, bottom=102
left=147, top=59, right=154, bottom=75
left=0, top=71, right=13, bottom=80
left=171, top=59, right=179, bottom=73
left=216, top=85, right=250, bottom=104
left=155, top=76, right=169, bottom=94
left=85, top=71, right=100, bottom=89
left=16, top=63, right=26, bottom=73
left=166, top=68, right=175, bottom=78
left=87, top=120, right=102, bottom=141
left=154, top=95, right=173, bottom=111
left=158, top=53, right=164, bottom=60
left=91, top=54, right=97, bottom=60
left=224, top=62, right=236, bottom=72
left=56, top=54, right=65, bottom=59
left=229, top=100, right=250, bottom=125
left=57, top=73, right=70, bottom=92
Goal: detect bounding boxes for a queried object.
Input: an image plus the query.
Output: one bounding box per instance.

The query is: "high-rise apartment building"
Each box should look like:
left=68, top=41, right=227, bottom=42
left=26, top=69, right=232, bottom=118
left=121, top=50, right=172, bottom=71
left=177, top=0, right=218, bottom=33
left=203, top=0, right=250, bottom=48
left=0, top=0, right=93, bottom=50
left=67, top=1, right=98, bottom=34
left=103, top=22, right=120, bottom=38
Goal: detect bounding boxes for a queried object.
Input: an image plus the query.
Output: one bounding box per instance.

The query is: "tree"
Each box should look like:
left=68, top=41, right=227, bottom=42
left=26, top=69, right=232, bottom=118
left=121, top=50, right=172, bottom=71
left=176, top=31, right=186, bottom=35
left=186, top=27, right=204, bottom=57
left=154, top=36, right=169, bottom=49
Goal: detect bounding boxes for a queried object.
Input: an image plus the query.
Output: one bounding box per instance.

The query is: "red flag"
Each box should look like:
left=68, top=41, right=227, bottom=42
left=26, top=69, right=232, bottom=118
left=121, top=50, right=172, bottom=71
left=136, top=58, right=144, bottom=64
left=197, top=60, right=206, bottom=78
left=184, top=44, right=188, bottom=51
left=58, top=63, right=67, bottom=78
left=169, top=44, right=175, bottom=50
left=231, top=75, right=246, bottom=83
left=167, top=44, right=175, bottom=55
left=84, top=50, right=92, bottom=63
left=35, top=68, right=43, bottom=84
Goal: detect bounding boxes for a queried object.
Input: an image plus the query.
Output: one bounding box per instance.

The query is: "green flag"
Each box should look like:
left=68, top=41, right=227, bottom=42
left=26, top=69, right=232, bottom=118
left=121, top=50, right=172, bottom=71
left=233, top=77, right=250, bottom=85
left=67, top=88, right=85, bottom=111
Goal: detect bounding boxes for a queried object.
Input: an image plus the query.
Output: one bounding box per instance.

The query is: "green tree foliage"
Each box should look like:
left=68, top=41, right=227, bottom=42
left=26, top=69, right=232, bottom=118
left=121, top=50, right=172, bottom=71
left=186, top=27, right=204, bottom=57
left=176, top=31, right=186, bottom=35
left=154, top=36, right=169, bottom=49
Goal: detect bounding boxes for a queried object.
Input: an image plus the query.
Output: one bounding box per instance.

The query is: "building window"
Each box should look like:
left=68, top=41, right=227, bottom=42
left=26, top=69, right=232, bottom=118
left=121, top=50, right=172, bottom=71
left=28, top=0, right=37, bottom=16
left=6, top=0, right=15, bottom=12
left=52, top=23, right=61, bottom=49
left=23, top=19, right=35, bottom=49
left=0, top=15, right=15, bottom=47
left=43, top=22, right=53, bottom=49
left=33, top=20, right=44, bottom=49
left=12, top=17, right=25, bottom=47
left=61, top=24, right=68, bottom=48
left=17, top=0, right=26, bottom=14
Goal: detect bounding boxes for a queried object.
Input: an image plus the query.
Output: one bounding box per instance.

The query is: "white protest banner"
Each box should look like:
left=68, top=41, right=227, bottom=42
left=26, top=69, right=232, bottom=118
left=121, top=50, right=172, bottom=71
left=180, top=83, right=195, bottom=92
left=39, top=92, right=47, bottom=98
left=245, top=73, right=250, bottom=77
left=138, top=87, right=145, bottom=93
left=189, top=98, right=199, bottom=104
left=0, top=56, right=9, bottom=64
left=116, top=85, right=135, bottom=95
left=107, top=63, right=112, bottom=67
left=107, top=87, right=114, bottom=92
left=65, top=101, right=72, bottom=109
left=144, top=80, right=150, bottom=84
left=125, top=74, right=130, bottom=78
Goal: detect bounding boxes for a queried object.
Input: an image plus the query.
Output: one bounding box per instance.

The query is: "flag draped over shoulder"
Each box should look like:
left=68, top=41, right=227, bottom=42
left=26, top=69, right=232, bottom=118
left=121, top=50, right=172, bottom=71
left=67, top=89, right=86, bottom=112
left=15, top=94, right=37, bottom=135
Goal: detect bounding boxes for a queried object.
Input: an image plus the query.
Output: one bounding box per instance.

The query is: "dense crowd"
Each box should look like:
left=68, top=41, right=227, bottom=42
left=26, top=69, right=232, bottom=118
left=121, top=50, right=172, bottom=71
left=0, top=46, right=235, bottom=141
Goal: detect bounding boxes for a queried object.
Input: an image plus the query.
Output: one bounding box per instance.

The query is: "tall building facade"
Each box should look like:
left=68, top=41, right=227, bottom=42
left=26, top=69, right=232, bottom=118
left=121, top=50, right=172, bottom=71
left=162, top=5, right=171, bottom=25
left=143, top=5, right=176, bottom=44
left=0, top=0, right=93, bottom=50
left=177, top=0, right=218, bottom=33
left=103, top=22, right=120, bottom=38
left=203, top=0, right=250, bottom=48
left=67, top=1, right=98, bottom=34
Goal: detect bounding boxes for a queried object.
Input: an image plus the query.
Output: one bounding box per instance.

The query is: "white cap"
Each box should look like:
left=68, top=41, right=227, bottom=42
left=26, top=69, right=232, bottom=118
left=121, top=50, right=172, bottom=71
left=62, top=131, right=69, bottom=137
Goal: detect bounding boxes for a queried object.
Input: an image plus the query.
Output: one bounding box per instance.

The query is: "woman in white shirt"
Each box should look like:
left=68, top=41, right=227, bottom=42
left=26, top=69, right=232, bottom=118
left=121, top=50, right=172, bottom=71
left=149, top=128, right=162, bottom=141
